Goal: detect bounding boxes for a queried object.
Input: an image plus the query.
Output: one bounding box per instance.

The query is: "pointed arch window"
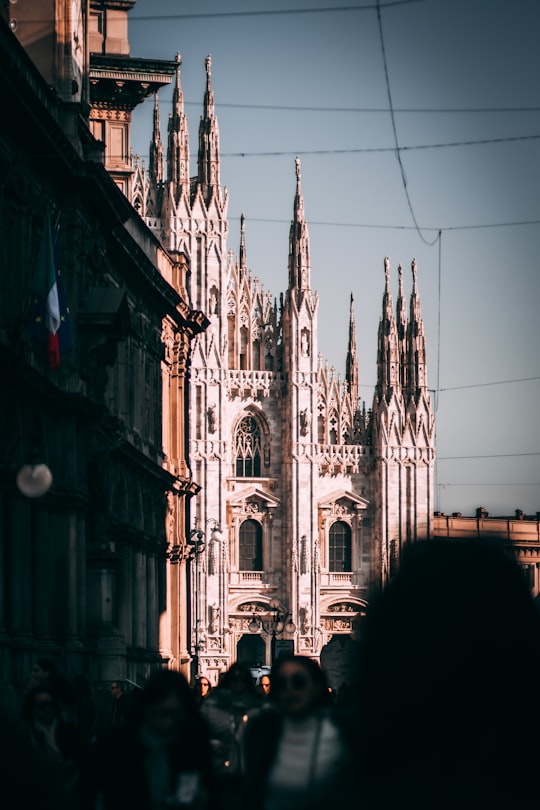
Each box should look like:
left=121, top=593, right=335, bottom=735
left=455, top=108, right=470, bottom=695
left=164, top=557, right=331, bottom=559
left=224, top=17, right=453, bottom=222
left=329, top=521, right=352, bottom=572
left=239, top=519, right=263, bottom=571
left=235, top=415, right=262, bottom=477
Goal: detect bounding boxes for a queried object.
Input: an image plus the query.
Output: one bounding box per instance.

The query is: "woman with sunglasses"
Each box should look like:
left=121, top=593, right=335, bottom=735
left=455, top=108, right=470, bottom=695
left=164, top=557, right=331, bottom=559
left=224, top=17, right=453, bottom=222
left=240, top=655, right=349, bottom=810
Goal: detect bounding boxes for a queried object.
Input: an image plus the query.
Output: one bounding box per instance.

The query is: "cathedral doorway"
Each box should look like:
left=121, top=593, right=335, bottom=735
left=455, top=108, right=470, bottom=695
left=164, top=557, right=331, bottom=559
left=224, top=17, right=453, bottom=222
left=236, top=633, right=265, bottom=667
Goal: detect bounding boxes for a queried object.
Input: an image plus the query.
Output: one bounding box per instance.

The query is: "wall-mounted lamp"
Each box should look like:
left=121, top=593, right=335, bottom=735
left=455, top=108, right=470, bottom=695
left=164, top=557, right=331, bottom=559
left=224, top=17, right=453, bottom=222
left=4, top=419, right=53, bottom=498
left=16, top=459, right=53, bottom=498
left=187, top=517, right=223, bottom=677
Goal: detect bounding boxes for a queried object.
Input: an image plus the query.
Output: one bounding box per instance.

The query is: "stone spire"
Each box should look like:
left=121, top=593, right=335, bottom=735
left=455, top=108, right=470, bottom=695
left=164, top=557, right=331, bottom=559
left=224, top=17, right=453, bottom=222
left=288, top=156, right=311, bottom=292
left=345, top=292, right=359, bottom=403
left=396, top=262, right=408, bottom=390
left=376, top=257, right=400, bottom=400
left=167, top=53, right=189, bottom=189
left=407, top=258, right=428, bottom=398
left=197, top=54, right=221, bottom=202
left=149, top=92, right=164, bottom=187
left=239, top=212, right=247, bottom=273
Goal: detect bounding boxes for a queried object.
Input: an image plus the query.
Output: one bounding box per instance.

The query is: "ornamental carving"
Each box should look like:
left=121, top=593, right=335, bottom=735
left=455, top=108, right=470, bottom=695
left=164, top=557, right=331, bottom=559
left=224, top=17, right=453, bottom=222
left=327, top=603, right=358, bottom=613
left=245, top=502, right=261, bottom=514
left=238, top=602, right=266, bottom=613
left=321, top=617, right=352, bottom=631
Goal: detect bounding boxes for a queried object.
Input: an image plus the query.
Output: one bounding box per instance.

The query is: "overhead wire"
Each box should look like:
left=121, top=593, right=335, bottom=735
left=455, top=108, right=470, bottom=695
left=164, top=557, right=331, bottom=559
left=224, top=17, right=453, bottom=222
left=129, top=1, right=426, bottom=22
left=220, top=134, right=540, bottom=156
left=375, top=0, right=440, bottom=248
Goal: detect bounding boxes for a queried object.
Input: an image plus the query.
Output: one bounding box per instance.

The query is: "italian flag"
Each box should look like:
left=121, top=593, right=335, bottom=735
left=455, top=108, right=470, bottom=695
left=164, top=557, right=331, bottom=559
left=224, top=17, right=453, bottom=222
left=37, top=210, right=61, bottom=369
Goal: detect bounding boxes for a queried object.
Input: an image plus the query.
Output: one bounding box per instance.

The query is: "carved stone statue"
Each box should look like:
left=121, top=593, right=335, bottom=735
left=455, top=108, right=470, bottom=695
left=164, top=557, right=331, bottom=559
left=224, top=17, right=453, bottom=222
left=299, top=407, right=311, bottom=436
left=301, top=604, right=312, bottom=635
left=207, top=404, right=216, bottom=434
left=209, top=604, right=220, bottom=635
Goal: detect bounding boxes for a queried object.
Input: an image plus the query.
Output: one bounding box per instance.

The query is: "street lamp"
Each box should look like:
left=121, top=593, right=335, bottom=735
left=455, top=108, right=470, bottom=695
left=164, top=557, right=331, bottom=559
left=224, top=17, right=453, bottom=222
left=249, top=598, right=296, bottom=663
left=187, top=518, right=223, bottom=678
left=3, top=418, right=53, bottom=498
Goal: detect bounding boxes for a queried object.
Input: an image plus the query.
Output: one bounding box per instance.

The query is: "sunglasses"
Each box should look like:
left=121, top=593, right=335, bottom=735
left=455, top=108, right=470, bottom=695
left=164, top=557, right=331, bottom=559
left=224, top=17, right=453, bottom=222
left=273, top=672, right=309, bottom=691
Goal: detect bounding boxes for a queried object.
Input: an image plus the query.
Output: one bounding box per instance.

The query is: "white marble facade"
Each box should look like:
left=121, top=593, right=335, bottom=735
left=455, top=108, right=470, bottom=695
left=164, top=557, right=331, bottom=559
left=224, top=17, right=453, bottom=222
left=132, top=57, right=435, bottom=685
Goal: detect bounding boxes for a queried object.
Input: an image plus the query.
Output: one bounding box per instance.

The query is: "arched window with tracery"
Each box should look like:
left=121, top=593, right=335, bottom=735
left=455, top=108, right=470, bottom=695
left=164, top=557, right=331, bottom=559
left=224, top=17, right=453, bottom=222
left=235, top=415, right=262, bottom=477
left=239, top=519, right=263, bottom=570
left=329, top=521, right=352, bottom=572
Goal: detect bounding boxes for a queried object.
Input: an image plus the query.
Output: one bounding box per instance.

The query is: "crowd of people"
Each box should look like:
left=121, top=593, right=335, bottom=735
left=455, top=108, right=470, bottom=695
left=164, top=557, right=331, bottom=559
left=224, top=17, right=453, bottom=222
left=2, top=536, right=540, bottom=809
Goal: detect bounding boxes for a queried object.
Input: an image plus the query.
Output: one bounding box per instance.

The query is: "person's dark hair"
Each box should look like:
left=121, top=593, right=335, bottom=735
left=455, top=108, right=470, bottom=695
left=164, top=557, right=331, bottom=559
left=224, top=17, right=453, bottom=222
left=21, top=685, right=58, bottom=726
left=218, top=662, right=257, bottom=693
left=351, top=537, right=540, bottom=806
left=194, top=676, right=212, bottom=694
left=130, top=669, right=197, bottom=727
left=33, top=658, right=58, bottom=676
left=270, top=654, right=333, bottom=708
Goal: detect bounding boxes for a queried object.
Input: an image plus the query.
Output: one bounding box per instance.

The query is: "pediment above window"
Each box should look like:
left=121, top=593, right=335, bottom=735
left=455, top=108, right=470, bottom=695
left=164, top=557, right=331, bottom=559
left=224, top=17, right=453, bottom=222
left=318, top=489, right=369, bottom=516
left=228, top=485, right=280, bottom=514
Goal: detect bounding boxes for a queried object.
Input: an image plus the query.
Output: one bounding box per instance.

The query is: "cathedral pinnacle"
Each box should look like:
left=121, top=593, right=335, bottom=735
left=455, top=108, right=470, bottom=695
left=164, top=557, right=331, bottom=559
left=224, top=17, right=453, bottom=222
left=197, top=54, right=220, bottom=202
left=239, top=213, right=247, bottom=272
left=167, top=52, right=189, bottom=189
left=288, top=157, right=310, bottom=292
left=345, top=292, right=359, bottom=403
left=149, top=92, right=163, bottom=186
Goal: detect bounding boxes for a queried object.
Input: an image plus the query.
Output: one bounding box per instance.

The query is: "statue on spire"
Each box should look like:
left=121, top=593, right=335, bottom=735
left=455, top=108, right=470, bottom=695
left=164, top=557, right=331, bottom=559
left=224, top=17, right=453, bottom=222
left=384, top=256, right=390, bottom=284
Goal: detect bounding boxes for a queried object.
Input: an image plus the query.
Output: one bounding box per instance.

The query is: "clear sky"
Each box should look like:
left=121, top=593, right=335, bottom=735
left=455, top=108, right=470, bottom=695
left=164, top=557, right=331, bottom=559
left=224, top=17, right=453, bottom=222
left=128, top=0, right=540, bottom=518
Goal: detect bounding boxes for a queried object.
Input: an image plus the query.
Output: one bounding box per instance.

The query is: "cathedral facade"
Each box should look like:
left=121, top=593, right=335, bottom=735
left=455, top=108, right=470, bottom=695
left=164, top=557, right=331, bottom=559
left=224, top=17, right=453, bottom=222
left=132, top=55, right=436, bottom=685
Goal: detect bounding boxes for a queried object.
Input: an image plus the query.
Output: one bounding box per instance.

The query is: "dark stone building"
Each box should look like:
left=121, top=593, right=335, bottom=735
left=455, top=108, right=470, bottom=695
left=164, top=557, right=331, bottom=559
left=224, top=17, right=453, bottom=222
left=0, top=6, right=207, bottom=705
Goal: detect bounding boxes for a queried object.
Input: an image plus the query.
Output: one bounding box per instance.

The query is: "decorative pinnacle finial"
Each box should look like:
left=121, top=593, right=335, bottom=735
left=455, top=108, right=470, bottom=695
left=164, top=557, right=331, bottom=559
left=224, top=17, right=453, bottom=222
left=175, top=52, right=182, bottom=65
left=411, top=257, right=417, bottom=286
left=384, top=256, right=390, bottom=284
left=295, top=156, right=301, bottom=182
left=206, top=54, right=212, bottom=78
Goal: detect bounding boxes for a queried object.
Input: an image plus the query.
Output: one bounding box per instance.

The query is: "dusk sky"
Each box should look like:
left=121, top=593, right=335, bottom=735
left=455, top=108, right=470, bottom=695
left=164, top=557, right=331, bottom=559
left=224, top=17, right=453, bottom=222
left=128, top=0, right=540, bottom=518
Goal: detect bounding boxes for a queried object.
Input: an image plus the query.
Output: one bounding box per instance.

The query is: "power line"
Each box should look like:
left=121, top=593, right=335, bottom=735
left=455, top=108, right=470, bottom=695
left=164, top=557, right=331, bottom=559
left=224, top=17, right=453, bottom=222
left=438, top=483, right=540, bottom=487
left=129, top=1, right=424, bottom=23
left=228, top=215, right=540, bottom=232
left=220, top=133, right=540, bottom=157
left=196, top=102, right=540, bottom=114
left=376, top=0, right=438, bottom=247
left=438, top=453, right=540, bottom=461
left=437, top=377, right=540, bottom=392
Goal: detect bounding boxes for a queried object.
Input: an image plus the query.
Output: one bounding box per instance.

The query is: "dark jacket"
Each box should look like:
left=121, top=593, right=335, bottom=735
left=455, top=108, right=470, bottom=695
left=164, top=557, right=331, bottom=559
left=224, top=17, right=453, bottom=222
left=239, top=707, right=351, bottom=810
left=84, top=723, right=219, bottom=810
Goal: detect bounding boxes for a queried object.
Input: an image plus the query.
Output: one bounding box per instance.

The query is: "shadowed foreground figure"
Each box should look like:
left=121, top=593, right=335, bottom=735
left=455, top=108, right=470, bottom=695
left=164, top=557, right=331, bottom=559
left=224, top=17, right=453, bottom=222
left=87, top=669, right=218, bottom=810
left=350, top=538, right=540, bottom=809
left=240, top=655, right=349, bottom=810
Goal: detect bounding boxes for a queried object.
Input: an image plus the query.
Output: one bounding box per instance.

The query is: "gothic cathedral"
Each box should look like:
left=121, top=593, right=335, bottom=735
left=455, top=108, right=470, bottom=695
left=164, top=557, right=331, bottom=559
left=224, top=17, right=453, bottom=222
left=132, top=55, right=436, bottom=685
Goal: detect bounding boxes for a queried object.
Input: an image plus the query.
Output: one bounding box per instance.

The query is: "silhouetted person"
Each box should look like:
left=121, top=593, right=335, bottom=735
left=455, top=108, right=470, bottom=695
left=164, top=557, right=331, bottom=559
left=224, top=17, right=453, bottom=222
left=21, top=684, right=85, bottom=809
left=193, top=676, right=212, bottom=708
left=0, top=706, right=68, bottom=810
left=256, top=674, right=272, bottom=702
left=201, top=662, right=262, bottom=810
left=240, top=655, right=349, bottom=810
left=89, top=668, right=217, bottom=810
left=349, top=537, right=540, bottom=809
left=110, top=681, right=132, bottom=730
left=27, top=657, right=78, bottom=725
